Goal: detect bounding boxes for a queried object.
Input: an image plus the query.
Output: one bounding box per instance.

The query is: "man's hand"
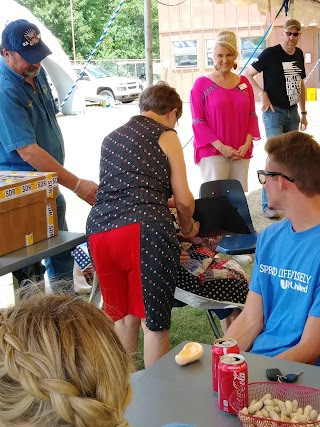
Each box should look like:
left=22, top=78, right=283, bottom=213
left=300, top=114, right=308, bottom=131
left=260, top=91, right=275, bottom=113
left=76, top=179, right=98, bottom=206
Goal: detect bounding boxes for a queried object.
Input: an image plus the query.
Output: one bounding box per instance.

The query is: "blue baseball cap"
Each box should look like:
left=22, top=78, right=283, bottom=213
left=1, top=19, right=52, bottom=63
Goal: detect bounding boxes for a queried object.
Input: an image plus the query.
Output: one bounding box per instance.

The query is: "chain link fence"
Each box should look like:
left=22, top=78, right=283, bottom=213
left=70, top=58, right=161, bottom=84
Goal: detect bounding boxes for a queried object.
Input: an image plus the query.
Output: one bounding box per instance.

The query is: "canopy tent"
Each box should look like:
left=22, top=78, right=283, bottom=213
left=211, top=0, right=320, bottom=28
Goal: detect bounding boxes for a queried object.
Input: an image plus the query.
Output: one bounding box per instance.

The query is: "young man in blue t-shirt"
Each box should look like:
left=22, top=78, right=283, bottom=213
left=224, top=131, right=320, bottom=365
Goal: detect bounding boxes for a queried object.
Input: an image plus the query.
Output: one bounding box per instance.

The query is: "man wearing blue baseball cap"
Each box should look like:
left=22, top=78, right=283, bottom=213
left=0, top=19, right=98, bottom=291
left=1, top=19, right=53, bottom=64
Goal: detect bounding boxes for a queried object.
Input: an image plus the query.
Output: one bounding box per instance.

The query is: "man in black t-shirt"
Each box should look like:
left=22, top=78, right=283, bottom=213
left=243, top=19, right=308, bottom=219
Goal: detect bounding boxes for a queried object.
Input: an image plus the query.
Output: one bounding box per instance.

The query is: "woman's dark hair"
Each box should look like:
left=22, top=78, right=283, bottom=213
left=139, top=81, right=183, bottom=119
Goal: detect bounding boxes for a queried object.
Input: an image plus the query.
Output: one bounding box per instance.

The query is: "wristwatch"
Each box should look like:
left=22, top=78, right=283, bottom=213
left=301, top=111, right=307, bottom=115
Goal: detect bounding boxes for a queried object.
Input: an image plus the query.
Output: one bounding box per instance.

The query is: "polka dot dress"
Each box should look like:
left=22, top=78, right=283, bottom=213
left=87, top=115, right=175, bottom=235
left=140, top=222, right=180, bottom=331
left=86, top=115, right=181, bottom=331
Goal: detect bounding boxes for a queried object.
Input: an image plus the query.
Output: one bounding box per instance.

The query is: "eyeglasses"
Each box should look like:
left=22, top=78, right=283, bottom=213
left=257, top=170, right=295, bottom=185
left=284, top=31, right=301, bottom=37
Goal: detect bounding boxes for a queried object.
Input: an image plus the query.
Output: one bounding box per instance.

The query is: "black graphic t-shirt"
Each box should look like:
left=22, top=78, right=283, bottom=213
left=252, top=44, right=306, bottom=109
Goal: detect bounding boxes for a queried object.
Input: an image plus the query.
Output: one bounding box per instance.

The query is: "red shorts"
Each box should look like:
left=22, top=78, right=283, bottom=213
left=88, top=223, right=145, bottom=321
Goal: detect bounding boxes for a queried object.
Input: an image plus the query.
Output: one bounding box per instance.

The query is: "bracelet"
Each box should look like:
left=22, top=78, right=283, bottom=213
left=300, top=111, right=307, bottom=115
left=259, top=90, right=265, bottom=97
left=180, top=219, right=195, bottom=235
left=73, top=178, right=82, bottom=193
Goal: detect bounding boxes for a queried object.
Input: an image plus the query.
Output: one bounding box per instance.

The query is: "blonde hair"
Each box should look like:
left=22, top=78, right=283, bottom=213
left=0, top=294, right=132, bottom=427
left=214, top=31, right=238, bottom=57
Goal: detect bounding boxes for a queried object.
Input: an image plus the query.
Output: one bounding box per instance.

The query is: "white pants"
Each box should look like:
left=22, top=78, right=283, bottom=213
left=199, top=156, right=250, bottom=192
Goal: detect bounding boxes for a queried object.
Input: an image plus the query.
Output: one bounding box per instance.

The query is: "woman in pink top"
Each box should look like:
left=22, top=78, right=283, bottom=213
left=190, top=31, right=260, bottom=191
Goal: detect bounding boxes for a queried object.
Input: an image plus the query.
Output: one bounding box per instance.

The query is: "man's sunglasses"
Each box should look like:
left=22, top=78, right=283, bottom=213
left=284, top=31, right=301, bottom=37
left=257, top=170, right=295, bottom=185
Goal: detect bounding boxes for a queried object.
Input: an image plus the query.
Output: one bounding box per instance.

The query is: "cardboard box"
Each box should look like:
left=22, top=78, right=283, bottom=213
left=0, top=171, right=59, bottom=256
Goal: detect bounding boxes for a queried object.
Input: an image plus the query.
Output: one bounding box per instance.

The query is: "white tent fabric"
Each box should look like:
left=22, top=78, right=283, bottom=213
left=211, top=0, right=320, bottom=27
left=1, top=0, right=85, bottom=115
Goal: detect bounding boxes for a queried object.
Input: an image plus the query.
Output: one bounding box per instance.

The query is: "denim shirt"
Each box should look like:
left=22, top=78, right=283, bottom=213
left=0, top=58, right=64, bottom=171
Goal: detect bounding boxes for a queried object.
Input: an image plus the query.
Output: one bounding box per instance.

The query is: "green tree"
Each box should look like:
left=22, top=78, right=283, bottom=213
left=102, top=0, right=159, bottom=59
left=16, top=0, right=159, bottom=60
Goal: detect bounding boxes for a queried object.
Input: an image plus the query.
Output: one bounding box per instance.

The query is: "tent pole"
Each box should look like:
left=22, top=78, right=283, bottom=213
left=144, top=0, right=153, bottom=87
left=70, top=0, right=76, bottom=63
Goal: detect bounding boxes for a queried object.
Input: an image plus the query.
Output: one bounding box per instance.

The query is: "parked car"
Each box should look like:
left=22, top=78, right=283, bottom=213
left=73, top=64, right=142, bottom=103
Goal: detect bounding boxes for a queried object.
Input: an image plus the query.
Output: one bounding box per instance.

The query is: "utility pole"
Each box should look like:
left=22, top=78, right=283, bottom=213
left=144, top=0, right=153, bottom=87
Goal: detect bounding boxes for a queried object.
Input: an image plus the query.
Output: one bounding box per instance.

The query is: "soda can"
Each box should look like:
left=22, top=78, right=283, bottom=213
left=212, top=338, right=240, bottom=392
left=218, top=353, right=248, bottom=414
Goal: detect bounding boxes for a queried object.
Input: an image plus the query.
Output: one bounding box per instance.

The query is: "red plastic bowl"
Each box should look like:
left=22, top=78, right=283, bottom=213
left=229, top=382, right=320, bottom=427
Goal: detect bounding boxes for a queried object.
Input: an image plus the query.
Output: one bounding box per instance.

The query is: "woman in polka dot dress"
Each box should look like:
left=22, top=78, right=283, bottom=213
left=86, top=82, right=199, bottom=368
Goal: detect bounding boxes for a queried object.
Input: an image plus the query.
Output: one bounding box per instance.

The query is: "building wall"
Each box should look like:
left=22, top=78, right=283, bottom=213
left=158, top=0, right=320, bottom=101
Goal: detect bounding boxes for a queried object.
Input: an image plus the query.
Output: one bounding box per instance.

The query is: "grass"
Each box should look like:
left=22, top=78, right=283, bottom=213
left=136, top=254, right=256, bottom=370
left=137, top=305, right=217, bottom=370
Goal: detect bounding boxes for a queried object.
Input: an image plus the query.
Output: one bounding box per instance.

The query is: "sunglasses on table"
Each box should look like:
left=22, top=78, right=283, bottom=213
left=284, top=31, right=301, bottom=37
left=257, top=170, right=295, bottom=185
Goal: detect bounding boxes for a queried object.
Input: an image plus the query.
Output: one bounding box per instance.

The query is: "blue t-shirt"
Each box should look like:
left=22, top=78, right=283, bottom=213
left=0, top=58, right=64, bottom=171
left=250, top=219, right=320, bottom=363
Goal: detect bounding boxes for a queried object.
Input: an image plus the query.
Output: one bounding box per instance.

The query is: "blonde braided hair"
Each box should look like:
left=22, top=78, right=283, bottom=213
left=0, top=294, right=132, bottom=427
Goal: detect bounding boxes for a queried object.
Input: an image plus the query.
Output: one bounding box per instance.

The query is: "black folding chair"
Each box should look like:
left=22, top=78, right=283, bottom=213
left=199, top=179, right=257, bottom=331
left=199, top=179, right=258, bottom=255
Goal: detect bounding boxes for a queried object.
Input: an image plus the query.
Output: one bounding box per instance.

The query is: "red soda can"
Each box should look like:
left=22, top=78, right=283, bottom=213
left=212, top=338, right=239, bottom=392
left=218, top=353, right=248, bottom=414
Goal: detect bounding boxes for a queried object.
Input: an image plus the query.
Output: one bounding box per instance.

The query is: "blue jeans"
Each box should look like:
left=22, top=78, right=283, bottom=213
left=44, top=192, right=75, bottom=293
left=16, top=192, right=74, bottom=293
left=261, top=106, right=300, bottom=211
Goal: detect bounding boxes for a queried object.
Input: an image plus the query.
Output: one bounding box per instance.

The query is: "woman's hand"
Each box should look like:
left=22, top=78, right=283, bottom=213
left=167, top=197, right=176, bottom=208
left=180, top=250, right=190, bottom=265
left=234, top=141, right=251, bottom=159
left=178, top=220, right=200, bottom=239
left=220, top=144, right=241, bottom=159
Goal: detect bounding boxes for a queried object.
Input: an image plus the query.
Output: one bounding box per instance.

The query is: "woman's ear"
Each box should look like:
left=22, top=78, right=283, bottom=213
left=169, top=108, right=177, bottom=121
left=166, top=109, right=177, bottom=128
